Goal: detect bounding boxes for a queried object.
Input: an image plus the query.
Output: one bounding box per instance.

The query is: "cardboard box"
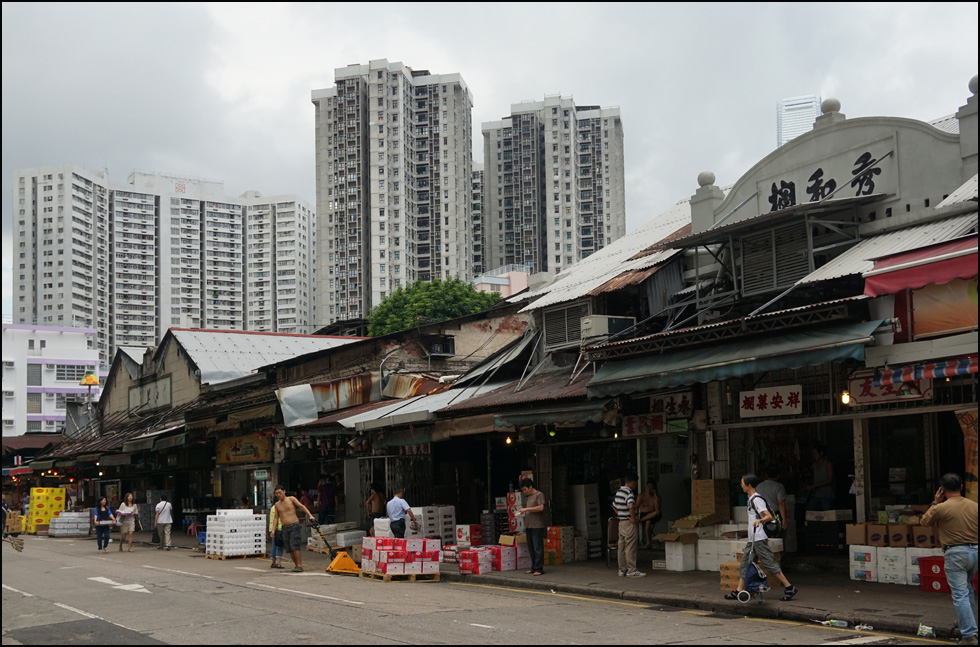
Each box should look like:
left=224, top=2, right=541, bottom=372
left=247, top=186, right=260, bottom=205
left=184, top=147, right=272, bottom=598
left=912, top=525, right=937, bottom=548
left=887, top=524, right=911, bottom=548
left=654, top=532, right=699, bottom=544
left=652, top=559, right=667, bottom=570
left=805, top=509, right=853, bottom=522
left=672, top=513, right=726, bottom=529
left=866, top=524, right=889, bottom=547
left=845, top=524, right=867, bottom=545
left=498, top=533, right=527, bottom=546
left=422, top=561, right=440, bottom=574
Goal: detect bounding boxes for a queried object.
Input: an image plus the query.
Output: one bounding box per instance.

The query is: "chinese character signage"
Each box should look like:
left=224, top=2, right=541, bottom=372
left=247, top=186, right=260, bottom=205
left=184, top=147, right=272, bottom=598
left=757, top=137, right=896, bottom=214
left=848, top=373, right=932, bottom=405
left=622, top=413, right=666, bottom=437
left=738, top=385, right=802, bottom=418
left=651, top=391, right=693, bottom=419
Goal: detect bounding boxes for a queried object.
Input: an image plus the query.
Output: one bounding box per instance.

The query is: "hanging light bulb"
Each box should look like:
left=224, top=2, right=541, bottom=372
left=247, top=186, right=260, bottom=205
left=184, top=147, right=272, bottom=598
left=840, top=391, right=851, bottom=405
left=549, top=429, right=556, bottom=437
left=505, top=436, right=512, bottom=445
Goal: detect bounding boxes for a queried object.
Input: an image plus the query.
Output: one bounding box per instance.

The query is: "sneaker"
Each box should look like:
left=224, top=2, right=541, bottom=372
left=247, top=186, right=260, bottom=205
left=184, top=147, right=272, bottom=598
left=618, top=569, right=627, bottom=577
left=626, top=571, right=647, bottom=578
left=291, top=566, right=304, bottom=573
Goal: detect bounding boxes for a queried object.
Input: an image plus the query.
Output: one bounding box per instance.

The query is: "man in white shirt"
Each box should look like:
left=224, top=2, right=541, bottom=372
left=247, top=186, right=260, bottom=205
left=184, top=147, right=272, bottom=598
left=154, top=494, right=175, bottom=551
left=386, top=487, right=418, bottom=539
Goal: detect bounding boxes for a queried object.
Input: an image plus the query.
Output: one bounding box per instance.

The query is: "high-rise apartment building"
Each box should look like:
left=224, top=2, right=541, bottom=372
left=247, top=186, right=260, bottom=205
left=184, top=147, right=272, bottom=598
left=312, top=59, right=474, bottom=324
left=777, top=95, right=821, bottom=146
left=481, top=96, right=625, bottom=275
left=12, top=166, right=315, bottom=367
left=471, top=163, right=485, bottom=277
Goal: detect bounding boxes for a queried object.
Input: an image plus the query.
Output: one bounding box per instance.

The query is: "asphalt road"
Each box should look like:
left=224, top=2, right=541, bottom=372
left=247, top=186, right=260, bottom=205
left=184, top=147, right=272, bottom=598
left=1, top=537, right=950, bottom=645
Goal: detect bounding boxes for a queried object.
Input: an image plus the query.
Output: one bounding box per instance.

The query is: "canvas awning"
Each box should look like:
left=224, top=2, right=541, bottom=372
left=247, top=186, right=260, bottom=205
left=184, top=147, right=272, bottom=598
left=154, top=433, right=189, bottom=451
left=874, top=355, right=979, bottom=386
left=588, top=320, right=885, bottom=398
left=3, top=467, right=33, bottom=476
left=494, top=399, right=612, bottom=428
left=28, top=460, right=55, bottom=470
left=864, top=234, right=978, bottom=297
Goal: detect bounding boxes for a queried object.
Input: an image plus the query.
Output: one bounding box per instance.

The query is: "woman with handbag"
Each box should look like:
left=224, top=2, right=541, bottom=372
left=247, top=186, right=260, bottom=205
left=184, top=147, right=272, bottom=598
left=268, top=502, right=284, bottom=569
left=93, top=497, right=116, bottom=552
left=116, top=492, right=138, bottom=552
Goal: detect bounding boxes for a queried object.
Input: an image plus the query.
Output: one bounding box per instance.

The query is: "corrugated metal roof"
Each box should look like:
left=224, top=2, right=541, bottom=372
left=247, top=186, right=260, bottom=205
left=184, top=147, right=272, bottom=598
left=118, top=346, right=148, bottom=364
left=796, top=212, right=979, bottom=285
left=936, top=174, right=978, bottom=208
left=440, top=369, right=591, bottom=413
left=338, top=381, right=509, bottom=431
left=929, top=113, right=960, bottom=134
left=169, top=329, right=360, bottom=385
left=514, top=197, right=702, bottom=312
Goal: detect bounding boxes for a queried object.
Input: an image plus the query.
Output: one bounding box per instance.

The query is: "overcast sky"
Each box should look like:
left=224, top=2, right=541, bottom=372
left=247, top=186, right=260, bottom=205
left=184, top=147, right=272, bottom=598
left=3, top=2, right=978, bottom=318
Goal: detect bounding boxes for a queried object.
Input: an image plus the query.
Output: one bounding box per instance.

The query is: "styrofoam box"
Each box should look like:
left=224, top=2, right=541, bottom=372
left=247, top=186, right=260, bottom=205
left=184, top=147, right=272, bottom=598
left=877, top=547, right=906, bottom=567
left=665, top=542, right=697, bottom=571
left=848, top=545, right=877, bottom=564
left=907, top=567, right=922, bottom=586
left=849, top=564, right=877, bottom=582
left=906, top=547, right=942, bottom=568
left=878, top=569, right=907, bottom=585
left=336, top=530, right=366, bottom=546
left=696, top=554, right=721, bottom=572
left=733, top=507, right=748, bottom=523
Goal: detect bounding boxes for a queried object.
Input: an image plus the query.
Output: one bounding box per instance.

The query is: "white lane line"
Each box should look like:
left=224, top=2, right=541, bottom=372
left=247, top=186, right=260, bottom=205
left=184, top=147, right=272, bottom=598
left=142, top=565, right=214, bottom=579
left=87, top=576, right=151, bottom=594
left=54, top=603, right=136, bottom=631
left=823, top=637, right=889, bottom=646
left=470, top=623, right=496, bottom=629
left=245, top=582, right=363, bottom=605
left=2, top=584, right=34, bottom=597
left=233, top=567, right=268, bottom=572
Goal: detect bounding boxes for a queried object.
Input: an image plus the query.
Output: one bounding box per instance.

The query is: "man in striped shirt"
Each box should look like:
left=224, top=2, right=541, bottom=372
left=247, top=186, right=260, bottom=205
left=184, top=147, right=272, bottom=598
left=614, top=474, right=645, bottom=577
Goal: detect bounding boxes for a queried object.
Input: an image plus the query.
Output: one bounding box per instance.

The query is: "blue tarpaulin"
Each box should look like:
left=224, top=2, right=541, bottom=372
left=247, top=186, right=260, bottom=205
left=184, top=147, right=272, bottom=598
left=587, top=320, right=885, bottom=398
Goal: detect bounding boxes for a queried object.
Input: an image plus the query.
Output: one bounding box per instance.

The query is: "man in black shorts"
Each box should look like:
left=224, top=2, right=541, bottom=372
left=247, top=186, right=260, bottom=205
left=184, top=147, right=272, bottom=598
left=270, top=485, right=313, bottom=572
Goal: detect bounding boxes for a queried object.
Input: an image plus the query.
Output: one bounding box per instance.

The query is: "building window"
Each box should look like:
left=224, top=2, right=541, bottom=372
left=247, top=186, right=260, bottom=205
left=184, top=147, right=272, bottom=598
left=26, top=393, right=42, bottom=414
left=27, top=364, right=42, bottom=386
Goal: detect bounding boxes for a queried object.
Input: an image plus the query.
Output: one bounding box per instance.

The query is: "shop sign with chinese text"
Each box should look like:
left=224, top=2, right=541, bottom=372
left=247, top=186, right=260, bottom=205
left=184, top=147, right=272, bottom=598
left=739, top=385, right=803, bottom=418
left=847, top=373, right=932, bottom=405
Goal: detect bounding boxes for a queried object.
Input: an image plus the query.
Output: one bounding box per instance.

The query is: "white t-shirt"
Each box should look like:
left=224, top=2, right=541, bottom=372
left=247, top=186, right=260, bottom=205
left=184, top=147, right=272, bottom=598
left=386, top=497, right=410, bottom=521
left=155, top=500, right=174, bottom=524
left=747, top=493, right=770, bottom=543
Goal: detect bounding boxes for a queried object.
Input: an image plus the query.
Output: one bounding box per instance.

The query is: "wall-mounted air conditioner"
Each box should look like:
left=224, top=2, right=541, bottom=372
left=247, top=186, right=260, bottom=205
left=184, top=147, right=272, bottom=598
left=45, top=364, right=56, bottom=370
left=580, top=315, right=636, bottom=339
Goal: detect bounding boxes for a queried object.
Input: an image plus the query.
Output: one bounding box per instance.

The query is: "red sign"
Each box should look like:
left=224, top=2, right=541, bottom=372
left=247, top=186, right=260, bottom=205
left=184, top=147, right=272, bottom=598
left=739, top=385, right=803, bottom=418
left=847, top=373, right=931, bottom=405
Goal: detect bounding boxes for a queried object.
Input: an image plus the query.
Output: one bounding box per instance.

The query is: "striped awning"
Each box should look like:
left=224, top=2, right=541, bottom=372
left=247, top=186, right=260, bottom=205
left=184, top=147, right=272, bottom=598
left=874, top=355, right=978, bottom=386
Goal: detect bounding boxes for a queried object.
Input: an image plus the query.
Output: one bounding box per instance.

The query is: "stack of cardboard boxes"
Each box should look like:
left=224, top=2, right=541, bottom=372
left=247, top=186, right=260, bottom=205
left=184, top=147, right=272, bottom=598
left=308, top=521, right=359, bottom=550
left=506, top=492, right=525, bottom=533
left=456, top=524, right=483, bottom=547
left=361, top=536, right=442, bottom=576
left=47, top=510, right=91, bottom=537
left=458, top=546, right=493, bottom=574
left=499, top=533, right=532, bottom=571
left=544, top=525, right=574, bottom=565
left=845, top=523, right=943, bottom=585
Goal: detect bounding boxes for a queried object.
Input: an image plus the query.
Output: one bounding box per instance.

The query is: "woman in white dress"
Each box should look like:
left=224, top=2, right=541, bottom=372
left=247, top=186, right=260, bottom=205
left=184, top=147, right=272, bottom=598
left=116, top=492, right=138, bottom=552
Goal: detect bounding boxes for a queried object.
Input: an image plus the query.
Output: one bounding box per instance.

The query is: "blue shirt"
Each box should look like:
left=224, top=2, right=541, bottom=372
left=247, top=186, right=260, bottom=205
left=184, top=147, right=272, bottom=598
left=386, top=497, right=410, bottom=521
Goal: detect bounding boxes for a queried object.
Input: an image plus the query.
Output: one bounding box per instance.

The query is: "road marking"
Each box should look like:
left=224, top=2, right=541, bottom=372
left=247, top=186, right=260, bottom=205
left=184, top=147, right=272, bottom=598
left=54, top=603, right=136, bottom=631
left=234, top=567, right=268, bottom=572
left=88, top=576, right=151, bottom=594
left=824, top=637, right=891, bottom=645
left=2, top=584, right=34, bottom=597
left=245, top=582, right=363, bottom=605
left=469, top=623, right=495, bottom=629
left=142, top=565, right=213, bottom=579
left=451, top=582, right=648, bottom=609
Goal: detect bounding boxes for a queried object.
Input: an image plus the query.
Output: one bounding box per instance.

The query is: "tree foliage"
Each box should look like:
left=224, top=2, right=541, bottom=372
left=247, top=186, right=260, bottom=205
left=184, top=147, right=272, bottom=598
left=367, top=277, right=501, bottom=337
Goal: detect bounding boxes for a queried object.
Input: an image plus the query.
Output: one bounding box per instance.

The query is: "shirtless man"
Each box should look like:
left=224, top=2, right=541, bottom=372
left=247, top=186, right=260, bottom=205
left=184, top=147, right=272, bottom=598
left=637, top=480, right=662, bottom=549
left=269, top=485, right=313, bottom=572
left=365, top=483, right=384, bottom=537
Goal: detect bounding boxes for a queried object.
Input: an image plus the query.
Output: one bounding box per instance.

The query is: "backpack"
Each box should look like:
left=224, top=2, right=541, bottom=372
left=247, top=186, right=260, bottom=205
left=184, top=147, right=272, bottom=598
left=749, top=494, right=782, bottom=539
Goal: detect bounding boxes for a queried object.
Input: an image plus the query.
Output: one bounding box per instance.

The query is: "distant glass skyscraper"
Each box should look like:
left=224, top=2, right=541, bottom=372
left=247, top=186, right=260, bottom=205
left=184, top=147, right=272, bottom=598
left=777, top=95, right=821, bottom=146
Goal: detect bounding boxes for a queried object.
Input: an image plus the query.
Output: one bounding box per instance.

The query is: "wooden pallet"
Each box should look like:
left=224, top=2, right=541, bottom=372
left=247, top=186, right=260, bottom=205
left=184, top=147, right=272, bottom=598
left=205, top=552, right=265, bottom=560
left=358, top=570, right=440, bottom=583
left=307, top=545, right=331, bottom=554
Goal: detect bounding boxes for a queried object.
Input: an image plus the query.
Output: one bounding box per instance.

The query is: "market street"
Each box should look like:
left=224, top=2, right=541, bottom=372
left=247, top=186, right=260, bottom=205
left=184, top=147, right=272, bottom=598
left=1, top=538, right=951, bottom=645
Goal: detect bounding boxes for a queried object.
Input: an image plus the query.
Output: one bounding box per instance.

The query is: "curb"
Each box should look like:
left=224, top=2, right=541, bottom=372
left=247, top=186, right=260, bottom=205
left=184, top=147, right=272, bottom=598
left=442, top=572, right=956, bottom=640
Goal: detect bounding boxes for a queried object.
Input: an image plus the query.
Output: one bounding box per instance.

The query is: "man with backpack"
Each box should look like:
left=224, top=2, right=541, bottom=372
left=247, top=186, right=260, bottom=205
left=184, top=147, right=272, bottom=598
left=724, top=474, right=798, bottom=602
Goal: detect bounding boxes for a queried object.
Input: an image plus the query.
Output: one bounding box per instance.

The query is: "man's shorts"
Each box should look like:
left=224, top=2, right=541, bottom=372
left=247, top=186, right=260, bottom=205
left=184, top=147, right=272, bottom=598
left=281, top=522, right=303, bottom=552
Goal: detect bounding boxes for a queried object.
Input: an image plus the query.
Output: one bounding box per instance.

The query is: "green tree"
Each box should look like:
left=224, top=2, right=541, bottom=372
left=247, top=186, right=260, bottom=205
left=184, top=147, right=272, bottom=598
left=367, top=278, right=501, bottom=336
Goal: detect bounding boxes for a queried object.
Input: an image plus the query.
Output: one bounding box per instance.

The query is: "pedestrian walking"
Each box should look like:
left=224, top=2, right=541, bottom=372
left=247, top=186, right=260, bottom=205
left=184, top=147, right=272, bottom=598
left=93, top=497, right=116, bottom=552
left=268, top=501, right=284, bottom=569
left=614, top=474, right=645, bottom=577
left=517, top=478, right=546, bottom=576
left=116, top=492, right=138, bottom=552
left=385, top=487, right=418, bottom=539
left=725, top=474, right=798, bottom=601
left=921, top=473, right=978, bottom=645
left=269, top=485, right=313, bottom=572
left=154, top=494, right=174, bottom=551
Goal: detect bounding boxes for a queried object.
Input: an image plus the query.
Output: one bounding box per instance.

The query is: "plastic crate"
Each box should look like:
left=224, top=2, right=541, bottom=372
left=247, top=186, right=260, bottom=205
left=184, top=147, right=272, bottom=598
left=917, top=555, right=945, bottom=578
left=920, top=574, right=951, bottom=594
left=198, top=531, right=207, bottom=545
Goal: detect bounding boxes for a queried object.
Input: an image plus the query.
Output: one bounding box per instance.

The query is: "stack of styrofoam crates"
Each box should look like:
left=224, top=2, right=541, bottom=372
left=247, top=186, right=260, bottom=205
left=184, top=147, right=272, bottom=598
left=438, top=505, right=456, bottom=545
left=696, top=538, right=726, bottom=572
left=308, top=521, right=358, bottom=549
left=572, top=536, right=589, bottom=562
left=373, top=518, right=393, bottom=538
left=48, top=511, right=91, bottom=537
left=907, top=547, right=943, bottom=586
left=571, top=484, right=602, bottom=541
left=409, top=506, right=442, bottom=538
left=848, top=544, right=877, bottom=582
left=336, top=529, right=366, bottom=547
left=878, top=547, right=908, bottom=584
left=361, top=536, right=441, bottom=576
left=205, top=509, right=266, bottom=557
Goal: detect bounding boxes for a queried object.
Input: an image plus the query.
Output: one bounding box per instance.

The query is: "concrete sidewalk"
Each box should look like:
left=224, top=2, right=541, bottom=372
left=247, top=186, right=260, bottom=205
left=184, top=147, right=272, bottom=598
left=125, top=529, right=966, bottom=641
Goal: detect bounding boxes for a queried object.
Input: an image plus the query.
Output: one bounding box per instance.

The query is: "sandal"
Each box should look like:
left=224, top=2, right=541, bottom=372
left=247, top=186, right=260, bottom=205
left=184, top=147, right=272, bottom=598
left=532, top=571, right=545, bottom=576
left=724, top=590, right=740, bottom=600
left=780, top=585, right=798, bottom=601
left=526, top=570, right=534, bottom=574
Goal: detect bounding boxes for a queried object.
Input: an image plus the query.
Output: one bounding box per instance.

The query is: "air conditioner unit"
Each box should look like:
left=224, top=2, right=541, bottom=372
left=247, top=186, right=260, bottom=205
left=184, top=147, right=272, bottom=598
left=428, top=337, right=456, bottom=358
left=45, top=364, right=56, bottom=370
left=44, top=392, right=55, bottom=399
left=3, top=420, right=13, bottom=426
left=3, top=391, right=13, bottom=398
left=3, top=361, right=14, bottom=368
left=580, top=315, right=636, bottom=339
